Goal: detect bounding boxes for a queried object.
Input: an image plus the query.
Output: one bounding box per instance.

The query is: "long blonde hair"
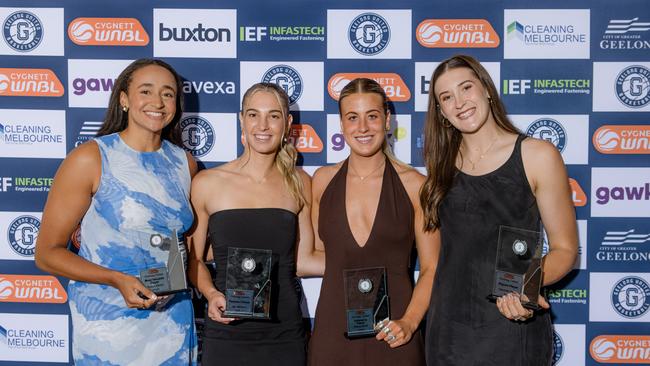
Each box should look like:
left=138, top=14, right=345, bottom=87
left=337, top=78, right=409, bottom=170
left=241, top=83, right=306, bottom=209
left=419, top=55, right=520, bottom=231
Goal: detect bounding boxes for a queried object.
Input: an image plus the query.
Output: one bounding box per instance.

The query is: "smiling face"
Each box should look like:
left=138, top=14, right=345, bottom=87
left=119, top=64, right=178, bottom=135
left=434, top=67, right=494, bottom=134
left=240, top=90, right=292, bottom=155
left=339, top=92, right=390, bottom=157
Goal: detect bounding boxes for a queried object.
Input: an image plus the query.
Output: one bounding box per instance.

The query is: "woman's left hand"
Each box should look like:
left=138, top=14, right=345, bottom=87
left=496, top=292, right=548, bottom=322
left=375, top=318, right=416, bottom=348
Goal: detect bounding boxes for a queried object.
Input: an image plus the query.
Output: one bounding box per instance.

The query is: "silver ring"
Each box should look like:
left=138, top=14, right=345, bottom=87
left=386, top=334, right=396, bottom=342
left=382, top=326, right=391, bottom=334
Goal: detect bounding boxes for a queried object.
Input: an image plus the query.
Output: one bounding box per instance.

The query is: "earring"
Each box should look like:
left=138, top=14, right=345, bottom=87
left=441, top=116, right=451, bottom=128
left=122, top=105, right=128, bottom=112
left=487, top=95, right=492, bottom=104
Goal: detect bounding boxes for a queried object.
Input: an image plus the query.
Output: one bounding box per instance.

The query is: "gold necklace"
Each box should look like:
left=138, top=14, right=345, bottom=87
left=348, top=159, right=385, bottom=181
left=464, top=136, right=499, bottom=171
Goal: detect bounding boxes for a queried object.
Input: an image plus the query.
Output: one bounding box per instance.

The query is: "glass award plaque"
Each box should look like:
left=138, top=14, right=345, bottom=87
left=223, top=247, right=272, bottom=319
left=488, top=224, right=544, bottom=310
left=343, top=267, right=390, bottom=338
left=134, top=229, right=189, bottom=296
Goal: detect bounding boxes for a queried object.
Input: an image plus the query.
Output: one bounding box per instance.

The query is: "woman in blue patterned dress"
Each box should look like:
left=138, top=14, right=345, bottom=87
left=35, top=59, right=198, bottom=365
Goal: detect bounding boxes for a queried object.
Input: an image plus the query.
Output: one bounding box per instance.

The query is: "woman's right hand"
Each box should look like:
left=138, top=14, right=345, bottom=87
left=206, top=290, right=236, bottom=324
left=112, top=272, right=158, bottom=309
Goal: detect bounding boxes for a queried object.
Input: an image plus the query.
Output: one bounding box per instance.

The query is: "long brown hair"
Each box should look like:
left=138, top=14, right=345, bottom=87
left=337, top=78, right=409, bottom=169
left=240, top=83, right=306, bottom=209
left=420, top=55, right=519, bottom=231
left=97, top=58, right=184, bottom=146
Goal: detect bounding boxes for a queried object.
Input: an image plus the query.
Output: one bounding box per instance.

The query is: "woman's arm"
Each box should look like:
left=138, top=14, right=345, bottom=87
left=35, top=142, right=158, bottom=308
left=295, top=170, right=325, bottom=277
left=186, top=171, right=235, bottom=323
left=497, top=138, right=578, bottom=321
left=377, top=169, right=441, bottom=348
left=524, top=139, right=578, bottom=285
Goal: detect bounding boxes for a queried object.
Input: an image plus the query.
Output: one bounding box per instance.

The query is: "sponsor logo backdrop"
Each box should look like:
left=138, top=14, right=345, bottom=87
left=0, top=1, right=648, bottom=365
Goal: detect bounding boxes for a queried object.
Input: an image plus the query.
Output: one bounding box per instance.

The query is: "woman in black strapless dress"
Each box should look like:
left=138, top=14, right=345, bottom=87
left=420, top=55, right=579, bottom=365
left=187, top=83, right=323, bottom=365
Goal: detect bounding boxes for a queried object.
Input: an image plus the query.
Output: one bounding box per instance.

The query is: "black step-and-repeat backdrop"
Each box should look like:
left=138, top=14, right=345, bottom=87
left=1, top=1, right=649, bottom=365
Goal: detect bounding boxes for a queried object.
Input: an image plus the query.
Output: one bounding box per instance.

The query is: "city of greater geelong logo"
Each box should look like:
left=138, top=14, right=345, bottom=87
left=611, top=276, right=650, bottom=318
left=7, top=215, right=40, bottom=256
left=3, top=11, right=43, bottom=52
left=615, top=65, right=650, bottom=108
left=262, top=65, right=303, bottom=105
left=526, top=118, right=567, bottom=152
left=551, top=330, right=564, bottom=365
left=601, top=17, right=650, bottom=50
left=348, top=13, right=390, bottom=55
left=180, top=116, right=214, bottom=157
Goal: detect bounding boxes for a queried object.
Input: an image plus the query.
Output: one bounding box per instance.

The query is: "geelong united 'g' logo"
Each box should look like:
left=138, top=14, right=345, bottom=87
left=180, top=116, right=215, bottom=157
left=7, top=215, right=40, bottom=256
left=551, top=330, right=564, bottom=365
left=526, top=118, right=567, bottom=152
left=3, top=11, right=43, bottom=52
left=262, top=65, right=303, bottom=105
left=348, top=13, right=390, bottom=55
left=615, top=65, right=650, bottom=108
left=611, top=276, right=650, bottom=318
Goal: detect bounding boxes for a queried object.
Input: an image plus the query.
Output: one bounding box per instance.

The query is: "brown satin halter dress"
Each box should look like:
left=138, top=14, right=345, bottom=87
left=308, top=158, right=425, bottom=365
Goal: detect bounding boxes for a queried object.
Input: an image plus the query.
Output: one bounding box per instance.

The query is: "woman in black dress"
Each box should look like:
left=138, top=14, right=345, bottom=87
left=420, top=55, right=578, bottom=365
left=187, top=83, right=323, bottom=365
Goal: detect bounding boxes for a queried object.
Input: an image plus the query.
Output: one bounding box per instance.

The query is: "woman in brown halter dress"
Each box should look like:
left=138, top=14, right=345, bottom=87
left=307, top=78, right=440, bottom=365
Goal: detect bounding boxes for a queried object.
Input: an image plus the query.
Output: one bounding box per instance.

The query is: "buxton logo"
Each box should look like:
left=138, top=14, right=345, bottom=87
left=328, top=73, right=410, bottom=102
left=180, top=116, right=214, bottom=158
left=526, top=118, right=567, bottom=152
left=416, top=19, right=499, bottom=48
left=569, top=178, right=587, bottom=207
left=594, top=125, right=650, bottom=154
left=591, top=335, right=650, bottom=362
left=7, top=215, right=40, bottom=257
left=0, top=275, right=66, bottom=303
left=552, top=330, right=564, bottom=365
left=0, top=68, right=63, bottom=97
left=615, top=65, right=650, bottom=108
left=68, top=18, right=149, bottom=46
left=72, top=77, right=114, bottom=96
left=348, top=13, right=390, bottom=55
left=611, top=276, right=650, bottom=318
left=159, top=23, right=231, bottom=42
left=3, top=11, right=43, bottom=52
left=262, top=65, right=303, bottom=105
left=595, top=183, right=650, bottom=205
left=288, top=124, right=323, bottom=153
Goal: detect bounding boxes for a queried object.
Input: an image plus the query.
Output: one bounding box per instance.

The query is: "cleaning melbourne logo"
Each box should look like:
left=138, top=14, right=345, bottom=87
left=348, top=13, right=390, bottom=55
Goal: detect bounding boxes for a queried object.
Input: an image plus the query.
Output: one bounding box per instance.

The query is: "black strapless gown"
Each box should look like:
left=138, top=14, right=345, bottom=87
left=201, top=208, right=306, bottom=366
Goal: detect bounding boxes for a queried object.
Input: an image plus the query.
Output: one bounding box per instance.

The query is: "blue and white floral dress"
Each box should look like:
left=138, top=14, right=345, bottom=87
left=67, top=133, right=197, bottom=365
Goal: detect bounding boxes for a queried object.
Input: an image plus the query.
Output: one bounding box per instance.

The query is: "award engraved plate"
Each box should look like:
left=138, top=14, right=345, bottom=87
left=223, top=247, right=272, bottom=319
left=343, top=267, right=390, bottom=338
left=134, top=229, right=189, bottom=296
left=488, top=224, right=544, bottom=310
